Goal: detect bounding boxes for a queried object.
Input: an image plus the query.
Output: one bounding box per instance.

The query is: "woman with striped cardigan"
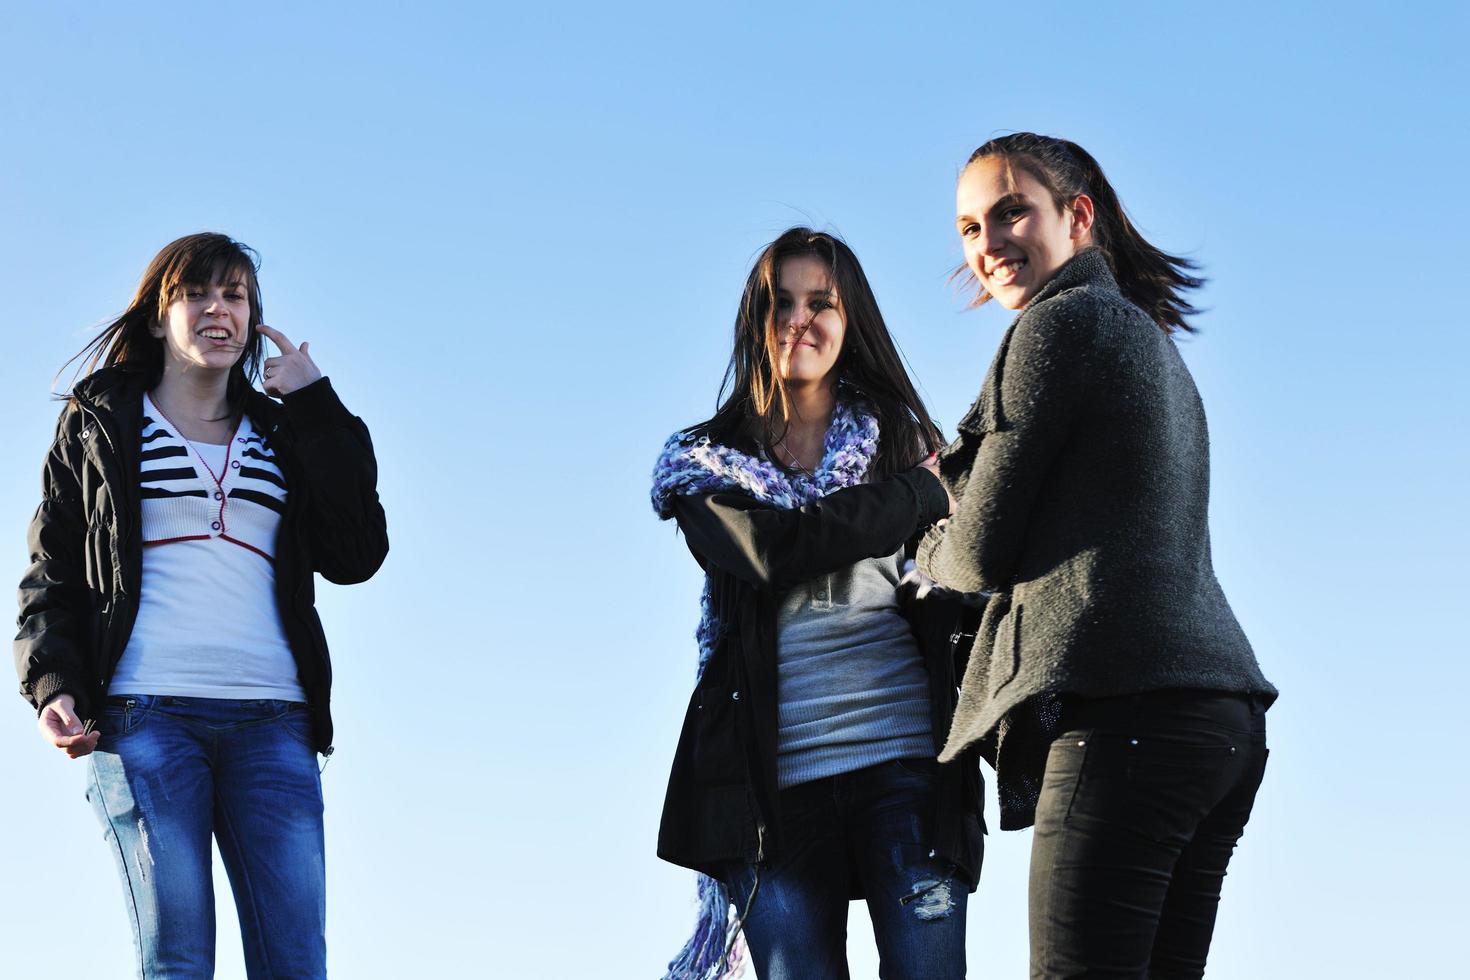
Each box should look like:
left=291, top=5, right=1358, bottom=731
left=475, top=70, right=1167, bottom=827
left=16, top=232, right=387, bottom=978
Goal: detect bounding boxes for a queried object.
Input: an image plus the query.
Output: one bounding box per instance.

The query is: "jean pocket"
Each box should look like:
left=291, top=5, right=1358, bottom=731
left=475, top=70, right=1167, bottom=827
left=1036, top=730, right=1092, bottom=829
left=1067, top=732, right=1234, bottom=843
left=279, top=706, right=317, bottom=750
left=99, top=696, right=154, bottom=738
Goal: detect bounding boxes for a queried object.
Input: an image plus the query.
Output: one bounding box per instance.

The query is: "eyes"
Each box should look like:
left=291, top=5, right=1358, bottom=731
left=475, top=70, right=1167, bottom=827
left=775, top=296, right=835, bottom=315
left=182, top=286, right=247, bottom=302
left=959, top=206, right=1028, bottom=238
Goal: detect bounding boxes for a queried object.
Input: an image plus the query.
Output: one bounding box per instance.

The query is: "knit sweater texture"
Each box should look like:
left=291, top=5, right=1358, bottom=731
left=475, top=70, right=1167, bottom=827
left=774, top=545, right=933, bottom=788
left=917, top=247, right=1277, bottom=828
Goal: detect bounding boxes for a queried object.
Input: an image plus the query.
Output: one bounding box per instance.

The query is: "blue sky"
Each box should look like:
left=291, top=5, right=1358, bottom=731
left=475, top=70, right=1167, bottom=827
left=2, top=2, right=1465, bottom=976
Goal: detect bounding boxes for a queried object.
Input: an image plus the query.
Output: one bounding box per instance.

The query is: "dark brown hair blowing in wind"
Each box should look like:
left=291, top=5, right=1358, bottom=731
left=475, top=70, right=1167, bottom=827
left=961, top=133, right=1205, bottom=333
left=61, top=232, right=267, bottom=410
left=693, top=227, right=943, bottom=480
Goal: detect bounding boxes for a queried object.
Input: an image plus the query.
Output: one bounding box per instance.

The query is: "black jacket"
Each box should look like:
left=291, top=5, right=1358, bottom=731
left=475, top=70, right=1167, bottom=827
left=917, top=248, right=1276, bottom=827
left=13, top=365, right=388, bottom=753
left=657, top=469, right=986, bottom=889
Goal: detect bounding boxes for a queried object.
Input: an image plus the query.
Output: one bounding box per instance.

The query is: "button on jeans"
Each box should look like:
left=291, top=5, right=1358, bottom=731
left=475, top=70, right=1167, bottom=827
left=86, top=695, right=326, bottom=979
left=722, top=758, right=971, bottom=980
left=1028, top=690, right=1269, bottom=980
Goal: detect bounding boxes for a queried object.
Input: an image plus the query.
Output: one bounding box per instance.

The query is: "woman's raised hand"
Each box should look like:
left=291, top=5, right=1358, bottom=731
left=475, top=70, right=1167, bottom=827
left=916, top=453, right=956, bottom=516
left=38, top=693, right=99, bottom=759
left=257, top=324, right=323, bottom=397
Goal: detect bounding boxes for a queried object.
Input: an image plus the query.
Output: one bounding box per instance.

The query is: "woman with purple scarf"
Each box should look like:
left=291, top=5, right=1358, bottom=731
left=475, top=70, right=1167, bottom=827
left=651, top=227, right=985, bottom=980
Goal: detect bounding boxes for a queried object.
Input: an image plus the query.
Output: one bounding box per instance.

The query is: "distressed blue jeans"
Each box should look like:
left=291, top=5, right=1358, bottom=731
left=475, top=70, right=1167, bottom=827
left=85, top=695, right=326, bottom=979
left=722, top=758, right=970, bottom=980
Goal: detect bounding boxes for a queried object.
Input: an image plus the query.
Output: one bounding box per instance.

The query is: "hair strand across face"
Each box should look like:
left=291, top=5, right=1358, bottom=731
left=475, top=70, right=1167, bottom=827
left=60, top=233, right=266, bottom=406
left=693, top=227, right=943, bottom=477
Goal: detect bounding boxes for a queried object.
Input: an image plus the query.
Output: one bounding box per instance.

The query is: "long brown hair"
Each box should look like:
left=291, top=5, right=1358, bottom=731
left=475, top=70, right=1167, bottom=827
left=959, top=133, right=1205, bottom=333
left=61, top=232, right=266, bottom=408
left=694, top=227, right=942, bottom=478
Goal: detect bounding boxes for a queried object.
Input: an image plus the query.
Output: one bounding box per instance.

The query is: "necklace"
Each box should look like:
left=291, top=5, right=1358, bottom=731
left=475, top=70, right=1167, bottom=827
left=145, top=393, right=243, bottom=524
left=775, top=435, right=822, bottom=478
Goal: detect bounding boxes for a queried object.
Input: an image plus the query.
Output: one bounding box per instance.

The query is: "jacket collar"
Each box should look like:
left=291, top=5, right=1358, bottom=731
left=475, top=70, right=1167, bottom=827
left=1020, top=246, right=1120, bottom=313
left=955, top=248, right=1120, bottom=438
left=70, top=365, right=149, bottom=429
left=70, top=364, right=283, bottom=430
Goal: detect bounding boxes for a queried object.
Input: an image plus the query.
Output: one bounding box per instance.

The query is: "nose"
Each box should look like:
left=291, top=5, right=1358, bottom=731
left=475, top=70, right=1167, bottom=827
left=781, top=308, right=810, bottom=337
left=974, top=221, right=1006, bottom=256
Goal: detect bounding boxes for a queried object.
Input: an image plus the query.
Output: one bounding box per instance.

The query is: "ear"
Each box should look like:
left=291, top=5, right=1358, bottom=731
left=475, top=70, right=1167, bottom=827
left=1069, top=193, right=1096, bottom=244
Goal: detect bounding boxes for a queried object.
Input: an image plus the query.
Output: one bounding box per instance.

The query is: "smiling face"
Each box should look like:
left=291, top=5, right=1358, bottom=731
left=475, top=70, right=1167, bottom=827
left=773, top=254, right=845, bottom=390
left=956, top=155, right=1094, bottom=309
left=151, top=274, right=253, bottom=375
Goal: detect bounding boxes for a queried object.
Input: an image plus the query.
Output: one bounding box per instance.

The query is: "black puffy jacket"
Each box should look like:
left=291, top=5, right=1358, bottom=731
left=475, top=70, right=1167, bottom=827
left=13, top=365, right=388, bottom=753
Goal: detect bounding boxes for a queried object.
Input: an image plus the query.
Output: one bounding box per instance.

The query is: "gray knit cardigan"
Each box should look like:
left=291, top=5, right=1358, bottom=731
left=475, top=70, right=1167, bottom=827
left=917, top=247, right=1276, bottom=828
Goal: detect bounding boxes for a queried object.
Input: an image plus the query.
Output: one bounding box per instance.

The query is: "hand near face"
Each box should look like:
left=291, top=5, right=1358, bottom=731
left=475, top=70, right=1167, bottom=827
left=38, top=694, right=99, bottom=759
left=257, top=324, right=324, bottom=397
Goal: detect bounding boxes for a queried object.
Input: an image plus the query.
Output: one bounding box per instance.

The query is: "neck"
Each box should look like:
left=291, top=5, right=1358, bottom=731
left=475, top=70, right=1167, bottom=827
left=776, top=380, right=836, bottom=470
left=151, top=365, right=233, bottom=424
left=785, top=380, right=836, bottom=432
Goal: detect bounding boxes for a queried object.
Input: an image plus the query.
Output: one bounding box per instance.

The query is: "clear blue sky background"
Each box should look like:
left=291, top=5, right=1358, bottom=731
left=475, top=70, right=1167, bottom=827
left=2, top=2, right=1465, bottom=977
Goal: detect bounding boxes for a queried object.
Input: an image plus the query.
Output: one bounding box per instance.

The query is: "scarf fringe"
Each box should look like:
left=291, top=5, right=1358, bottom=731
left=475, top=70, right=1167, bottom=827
left=661, top=874, right=747, bottom=980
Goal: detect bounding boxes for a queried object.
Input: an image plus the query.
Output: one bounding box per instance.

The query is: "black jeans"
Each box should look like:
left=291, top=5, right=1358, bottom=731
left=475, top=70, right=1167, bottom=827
left=1029, top=690, right=1269, bottom=980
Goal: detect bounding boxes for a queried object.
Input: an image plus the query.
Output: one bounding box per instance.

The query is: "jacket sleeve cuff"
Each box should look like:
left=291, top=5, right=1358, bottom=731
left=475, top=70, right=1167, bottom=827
left=280, top=377, right=353, bottom=431
left=904, top=467, right=952, bottom=527
left=31, top=672, right=87, bottom=718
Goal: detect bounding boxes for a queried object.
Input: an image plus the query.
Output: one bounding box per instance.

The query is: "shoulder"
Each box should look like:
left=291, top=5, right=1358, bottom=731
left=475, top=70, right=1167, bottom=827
left=50, top=400, right=85, bottom=440
left=1014, top=283, right=1156, bottom=364
left=652, top=427, right=708, bottom=518
left=650, top=425, right=789, bottom=519
left=70, top=364, right=148, bottom=403
left=651, top=427, right=735, bottom=519
left=652, top=426, right=708, bottom=484
left=244, top=388, right=285, bottom=428
left=1022, top=280, right=1136, bottom=332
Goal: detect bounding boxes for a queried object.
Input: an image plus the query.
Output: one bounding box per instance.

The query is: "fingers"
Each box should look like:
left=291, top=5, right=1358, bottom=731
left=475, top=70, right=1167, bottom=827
left=38, top=698, right=98, bottom=756
left=256, top=323, right=298, bottom=355
left=258, top=332, right=322, bottom=398
left=59, top=732, right=100, bottom=759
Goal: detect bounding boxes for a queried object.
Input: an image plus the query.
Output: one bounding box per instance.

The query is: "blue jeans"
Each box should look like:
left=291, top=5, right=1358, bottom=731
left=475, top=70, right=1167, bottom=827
left=722, top=758, right=970, bottom=980
left=86, top=695, right=326, bottom=979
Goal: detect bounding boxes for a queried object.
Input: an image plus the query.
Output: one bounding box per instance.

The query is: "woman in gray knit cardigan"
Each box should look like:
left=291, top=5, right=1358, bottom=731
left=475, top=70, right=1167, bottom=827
left=917, top=133, right=1277, bottom=979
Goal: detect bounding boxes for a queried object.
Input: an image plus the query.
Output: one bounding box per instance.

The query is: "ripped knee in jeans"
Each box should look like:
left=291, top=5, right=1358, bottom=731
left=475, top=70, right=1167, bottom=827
left=900, top=873, right=957, bottom=921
